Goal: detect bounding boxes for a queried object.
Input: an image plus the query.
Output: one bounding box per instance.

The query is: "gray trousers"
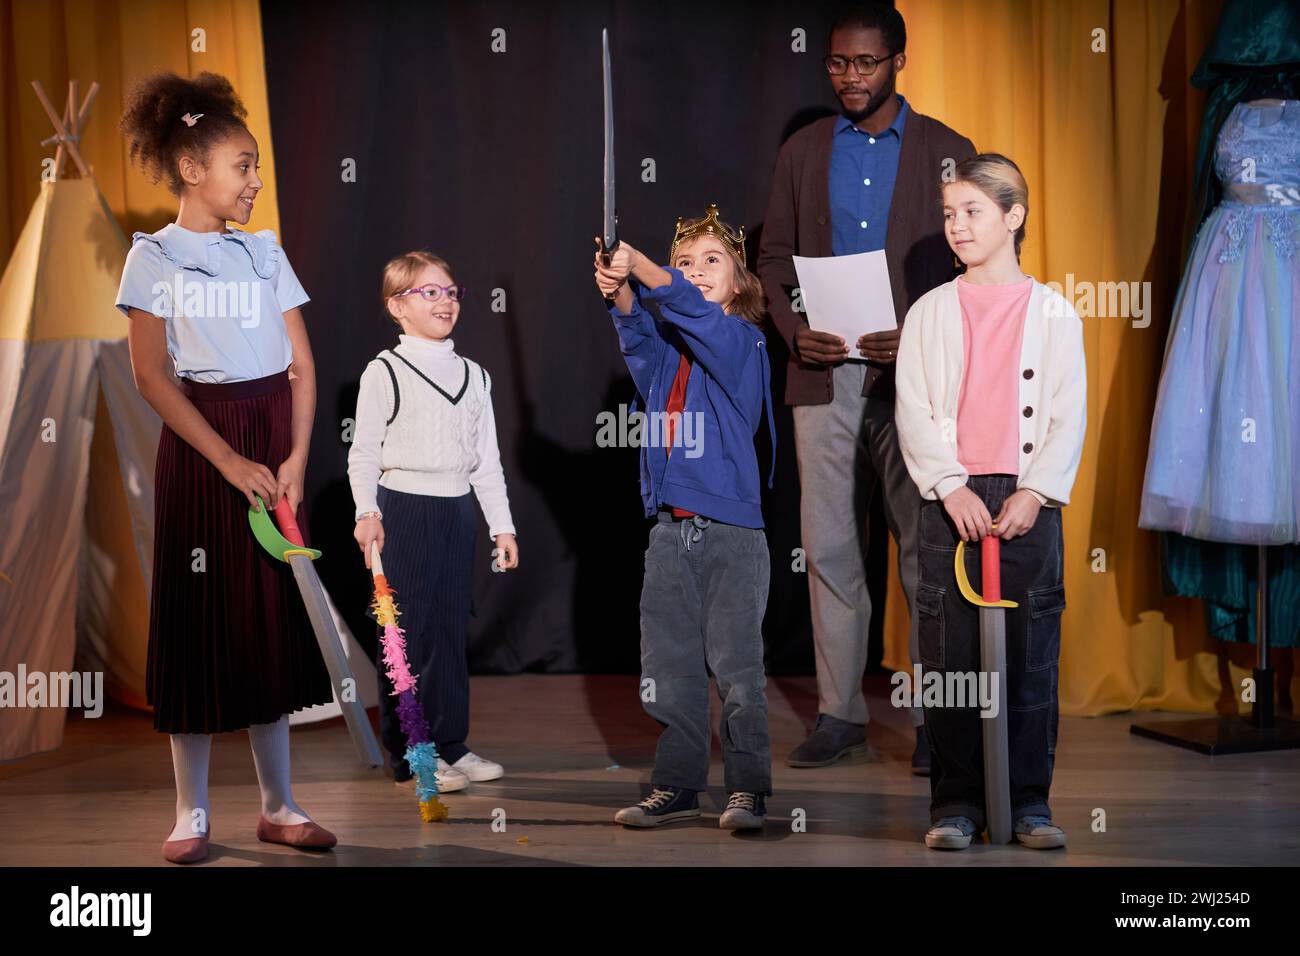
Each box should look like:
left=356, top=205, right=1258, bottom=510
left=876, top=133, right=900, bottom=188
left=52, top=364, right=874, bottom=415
left=792, top=362, right=923, bottom=727
left=640, top=512, right=773, bottom=795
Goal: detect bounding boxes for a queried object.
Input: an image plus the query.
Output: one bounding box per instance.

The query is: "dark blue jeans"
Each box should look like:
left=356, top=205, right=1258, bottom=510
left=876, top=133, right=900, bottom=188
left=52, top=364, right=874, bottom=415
left=916, top=474, right=1064, bottom=828
left=639, top=512, right=773, bottom=795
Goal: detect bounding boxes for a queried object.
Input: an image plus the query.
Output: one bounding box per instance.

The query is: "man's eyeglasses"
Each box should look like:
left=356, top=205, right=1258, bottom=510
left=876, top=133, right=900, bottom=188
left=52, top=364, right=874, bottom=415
left=390, top=284, right=466, bottom=303
left=824, top=53, right=893, bottom=76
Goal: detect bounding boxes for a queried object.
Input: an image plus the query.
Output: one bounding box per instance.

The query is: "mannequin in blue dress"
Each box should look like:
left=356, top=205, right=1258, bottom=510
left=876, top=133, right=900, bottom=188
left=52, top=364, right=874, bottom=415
left=1139, top=0, right=1300, bottom=712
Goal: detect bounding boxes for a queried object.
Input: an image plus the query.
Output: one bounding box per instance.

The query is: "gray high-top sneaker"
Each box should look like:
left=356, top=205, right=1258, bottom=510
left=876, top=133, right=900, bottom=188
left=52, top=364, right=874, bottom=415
left=1014, top=815, right=1067, bottom=849
left=614, top=786, right=701, bottom=827
left=718, top=792, right=766, bottom=831
left=787, top=713, right=868, bottom=767
left=925, top=816, right=979, bottom=850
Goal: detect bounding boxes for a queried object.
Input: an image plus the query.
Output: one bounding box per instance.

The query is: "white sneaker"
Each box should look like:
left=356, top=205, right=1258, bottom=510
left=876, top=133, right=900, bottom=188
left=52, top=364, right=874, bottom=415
left=396, top=764, right=468, bottom=792
left=443, top=752, right=504, bottom=783
left=434, top=765, right=469, bottom=792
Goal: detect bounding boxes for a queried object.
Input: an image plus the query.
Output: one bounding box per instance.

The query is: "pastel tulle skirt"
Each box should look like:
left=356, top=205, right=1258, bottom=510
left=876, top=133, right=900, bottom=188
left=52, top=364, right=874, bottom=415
left=1140, top=199, right=1300, bottom=546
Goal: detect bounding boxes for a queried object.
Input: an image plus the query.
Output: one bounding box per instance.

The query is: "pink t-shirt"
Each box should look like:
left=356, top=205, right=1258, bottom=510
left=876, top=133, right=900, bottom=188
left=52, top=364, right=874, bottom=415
left=956, top=276, right=1033, bottom=475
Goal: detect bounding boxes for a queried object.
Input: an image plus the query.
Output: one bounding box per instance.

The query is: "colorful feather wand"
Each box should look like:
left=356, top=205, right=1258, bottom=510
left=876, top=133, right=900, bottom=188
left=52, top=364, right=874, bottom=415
left=369, top=541, right=448, bottom=822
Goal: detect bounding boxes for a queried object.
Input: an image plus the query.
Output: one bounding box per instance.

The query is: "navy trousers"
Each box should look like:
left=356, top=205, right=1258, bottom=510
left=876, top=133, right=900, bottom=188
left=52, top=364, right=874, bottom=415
left=374, top=487, right=477, bottom=770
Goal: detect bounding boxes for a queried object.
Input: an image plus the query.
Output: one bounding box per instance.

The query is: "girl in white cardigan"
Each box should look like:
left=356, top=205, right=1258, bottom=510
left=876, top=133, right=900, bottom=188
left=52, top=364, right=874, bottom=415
left=894, top=154, right=1086, bottom=851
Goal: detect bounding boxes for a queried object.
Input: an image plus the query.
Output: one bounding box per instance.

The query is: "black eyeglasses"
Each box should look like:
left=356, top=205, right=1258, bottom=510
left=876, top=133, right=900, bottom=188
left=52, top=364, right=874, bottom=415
left=824, top=53, right=893, bottom=76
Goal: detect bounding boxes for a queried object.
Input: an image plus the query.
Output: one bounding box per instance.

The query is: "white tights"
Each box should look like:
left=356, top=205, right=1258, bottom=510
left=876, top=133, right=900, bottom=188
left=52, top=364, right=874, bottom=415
left=166, top=716, right=310, bottom=842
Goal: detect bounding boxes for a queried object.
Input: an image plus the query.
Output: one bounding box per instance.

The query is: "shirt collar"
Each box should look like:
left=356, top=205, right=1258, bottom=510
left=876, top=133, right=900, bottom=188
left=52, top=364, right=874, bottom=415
left=835, top=94, right=909, bottom=139
left=135, top=222, right=279, bottom=279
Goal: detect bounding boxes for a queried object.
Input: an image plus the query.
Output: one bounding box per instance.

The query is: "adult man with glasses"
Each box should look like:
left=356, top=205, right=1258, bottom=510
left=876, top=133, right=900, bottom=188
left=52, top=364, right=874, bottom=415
left=757, top=3, right=975, bottom=773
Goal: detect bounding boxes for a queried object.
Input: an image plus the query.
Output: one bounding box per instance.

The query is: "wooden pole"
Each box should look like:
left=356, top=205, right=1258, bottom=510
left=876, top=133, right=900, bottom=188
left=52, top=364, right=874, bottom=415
left=31, top=79, right=93, bottom=179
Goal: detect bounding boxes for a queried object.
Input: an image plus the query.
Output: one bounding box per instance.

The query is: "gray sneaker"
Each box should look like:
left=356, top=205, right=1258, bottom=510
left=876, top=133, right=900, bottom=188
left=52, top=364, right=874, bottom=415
left=614, top=786, right=701, bottom=827
left=1014, top=815, right=1067, bottom=849
left=925, top=815, right=979, bottom=850
left=718, top=792, right=766, bottom=831
left=787, top=713, right=868, bottom=767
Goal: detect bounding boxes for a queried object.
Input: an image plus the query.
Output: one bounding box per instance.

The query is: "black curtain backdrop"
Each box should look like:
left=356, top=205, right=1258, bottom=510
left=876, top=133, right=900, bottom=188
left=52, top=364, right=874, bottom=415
left=261, top=0, right=893, bottom=675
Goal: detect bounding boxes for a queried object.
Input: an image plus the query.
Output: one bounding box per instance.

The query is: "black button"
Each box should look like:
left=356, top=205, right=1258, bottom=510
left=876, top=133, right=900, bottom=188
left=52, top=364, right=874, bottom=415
left=1023, top=442, right=1034, bottom=453
left=1023, top=369, right=1034, bottom=379
left=1023, top=406, right=1033, bottom=417
left=817, top=216, right=827, bottom=225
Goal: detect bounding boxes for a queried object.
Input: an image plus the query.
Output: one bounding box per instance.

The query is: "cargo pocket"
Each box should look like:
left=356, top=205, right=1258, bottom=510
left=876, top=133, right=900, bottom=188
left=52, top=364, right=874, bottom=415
left=919, top=501, right=956, bottom=552
left=1025, top=584, right=1065, bottom=671
left=916, top=583, right=945, bottom=670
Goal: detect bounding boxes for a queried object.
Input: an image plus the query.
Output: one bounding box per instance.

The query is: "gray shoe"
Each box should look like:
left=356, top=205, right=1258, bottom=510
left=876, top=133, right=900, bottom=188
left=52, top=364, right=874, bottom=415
left=718, top=792, right=766, bottom=831
left=925, top=815, right=979, bottom=850
left=787, top=713, right=867, bottom=767
left=1014, top=815, right=1067, bottom=849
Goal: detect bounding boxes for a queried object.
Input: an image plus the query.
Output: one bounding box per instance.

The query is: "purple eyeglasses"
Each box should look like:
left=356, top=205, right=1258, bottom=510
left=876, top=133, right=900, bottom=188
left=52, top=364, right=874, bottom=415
left=390, top=284, right=466, bottom=303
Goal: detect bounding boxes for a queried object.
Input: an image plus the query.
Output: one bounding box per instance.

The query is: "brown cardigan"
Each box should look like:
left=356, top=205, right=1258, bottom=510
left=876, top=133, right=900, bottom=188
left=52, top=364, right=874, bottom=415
left=757, top=109, right=976, bottom=405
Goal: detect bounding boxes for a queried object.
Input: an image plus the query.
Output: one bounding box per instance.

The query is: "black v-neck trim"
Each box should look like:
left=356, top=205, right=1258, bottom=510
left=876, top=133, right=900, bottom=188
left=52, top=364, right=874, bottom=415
left=388, top=349, right=470, bottom=405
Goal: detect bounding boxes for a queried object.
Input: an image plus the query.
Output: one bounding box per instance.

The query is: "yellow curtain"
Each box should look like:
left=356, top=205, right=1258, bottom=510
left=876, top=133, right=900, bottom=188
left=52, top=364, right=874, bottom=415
left=880, top=0, right=1268, bottom=716
left=0, top=0, right=280, bottom=264
left=2, top=0, right=1276, bottom=717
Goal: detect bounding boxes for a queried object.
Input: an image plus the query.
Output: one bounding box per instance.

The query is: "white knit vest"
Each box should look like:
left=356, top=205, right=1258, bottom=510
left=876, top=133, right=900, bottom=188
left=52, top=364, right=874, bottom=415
left=371, top=346, right=490, bottom=496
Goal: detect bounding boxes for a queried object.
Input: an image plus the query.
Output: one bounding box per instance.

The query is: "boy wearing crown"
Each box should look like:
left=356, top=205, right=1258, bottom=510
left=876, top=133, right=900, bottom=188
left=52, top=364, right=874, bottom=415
left=591, top=206, right=776, bottom=831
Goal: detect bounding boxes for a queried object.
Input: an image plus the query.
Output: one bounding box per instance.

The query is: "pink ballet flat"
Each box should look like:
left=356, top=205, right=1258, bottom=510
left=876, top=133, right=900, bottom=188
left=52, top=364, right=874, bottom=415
left=162, top=827, right=210, bottom=864
left=256, top=814, right=337, bottom=850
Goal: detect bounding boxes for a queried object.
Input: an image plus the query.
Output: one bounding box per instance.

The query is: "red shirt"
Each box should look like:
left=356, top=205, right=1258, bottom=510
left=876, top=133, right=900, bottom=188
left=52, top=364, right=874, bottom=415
left=664, top=353, right=695, bottom=518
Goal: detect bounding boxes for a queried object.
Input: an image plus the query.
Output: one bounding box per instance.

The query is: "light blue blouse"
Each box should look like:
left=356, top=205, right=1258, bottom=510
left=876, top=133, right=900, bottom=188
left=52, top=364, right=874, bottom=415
left=114, top=222, right=309, bottom=384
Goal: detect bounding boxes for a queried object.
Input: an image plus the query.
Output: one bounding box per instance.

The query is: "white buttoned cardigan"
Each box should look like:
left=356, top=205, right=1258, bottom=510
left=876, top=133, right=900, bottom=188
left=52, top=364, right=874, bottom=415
left=894, top=278, right=1087, bottom=508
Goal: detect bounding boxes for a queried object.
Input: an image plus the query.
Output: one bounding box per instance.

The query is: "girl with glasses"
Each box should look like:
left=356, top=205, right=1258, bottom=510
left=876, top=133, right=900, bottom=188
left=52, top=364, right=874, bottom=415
left=348, top=251, right=519, bottom=795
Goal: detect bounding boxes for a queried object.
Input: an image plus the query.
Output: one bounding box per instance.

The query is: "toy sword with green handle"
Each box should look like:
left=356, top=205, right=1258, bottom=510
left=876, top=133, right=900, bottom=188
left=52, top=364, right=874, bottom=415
left=249, top=495, right=383, bottom=768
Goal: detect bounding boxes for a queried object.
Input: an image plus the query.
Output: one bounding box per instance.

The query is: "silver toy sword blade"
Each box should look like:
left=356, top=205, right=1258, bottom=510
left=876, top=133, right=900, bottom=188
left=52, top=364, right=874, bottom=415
left=287, top=553, right=384, bottom=768
left=979, top=604, right=1012, bottom=844
left=601, top=27, right=618, bottom=261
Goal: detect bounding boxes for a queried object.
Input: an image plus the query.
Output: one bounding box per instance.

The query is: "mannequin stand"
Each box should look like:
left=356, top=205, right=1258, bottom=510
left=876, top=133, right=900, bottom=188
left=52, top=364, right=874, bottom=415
left=1131, top=546, right=1300, bottom=754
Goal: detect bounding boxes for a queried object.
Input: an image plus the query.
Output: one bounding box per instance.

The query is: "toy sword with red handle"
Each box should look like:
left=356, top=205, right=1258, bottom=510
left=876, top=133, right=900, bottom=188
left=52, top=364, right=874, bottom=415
left=954, top=531, right=1018, bottom=844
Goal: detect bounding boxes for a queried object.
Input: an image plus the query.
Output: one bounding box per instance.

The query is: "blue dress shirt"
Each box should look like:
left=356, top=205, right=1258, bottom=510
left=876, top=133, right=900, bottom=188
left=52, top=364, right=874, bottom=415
left=828, top=95, right=909, bottom=257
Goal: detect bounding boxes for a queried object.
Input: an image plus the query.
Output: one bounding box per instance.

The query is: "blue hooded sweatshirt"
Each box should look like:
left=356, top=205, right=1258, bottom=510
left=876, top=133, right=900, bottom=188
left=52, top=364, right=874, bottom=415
left=608, top=267, right=775, bottom=529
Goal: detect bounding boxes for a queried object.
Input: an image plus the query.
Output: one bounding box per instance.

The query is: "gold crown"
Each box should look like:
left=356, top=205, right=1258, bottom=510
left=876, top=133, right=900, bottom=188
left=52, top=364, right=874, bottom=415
left=670, top=203, right=747, bottom=268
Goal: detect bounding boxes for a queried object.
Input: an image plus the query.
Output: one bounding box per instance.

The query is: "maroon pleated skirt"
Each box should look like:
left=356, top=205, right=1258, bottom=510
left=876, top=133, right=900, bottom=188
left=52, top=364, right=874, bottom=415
left=146, top=369, right=332, bottom=734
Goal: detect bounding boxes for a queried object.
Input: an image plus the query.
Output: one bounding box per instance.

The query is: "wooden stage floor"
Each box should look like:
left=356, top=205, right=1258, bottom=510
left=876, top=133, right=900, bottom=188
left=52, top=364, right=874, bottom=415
left=1, top=675, right=1296, bottom=867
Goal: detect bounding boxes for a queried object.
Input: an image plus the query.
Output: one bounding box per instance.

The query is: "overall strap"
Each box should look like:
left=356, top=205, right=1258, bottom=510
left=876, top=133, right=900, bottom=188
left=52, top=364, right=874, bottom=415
left=376, top=355, right=400, bottom=425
